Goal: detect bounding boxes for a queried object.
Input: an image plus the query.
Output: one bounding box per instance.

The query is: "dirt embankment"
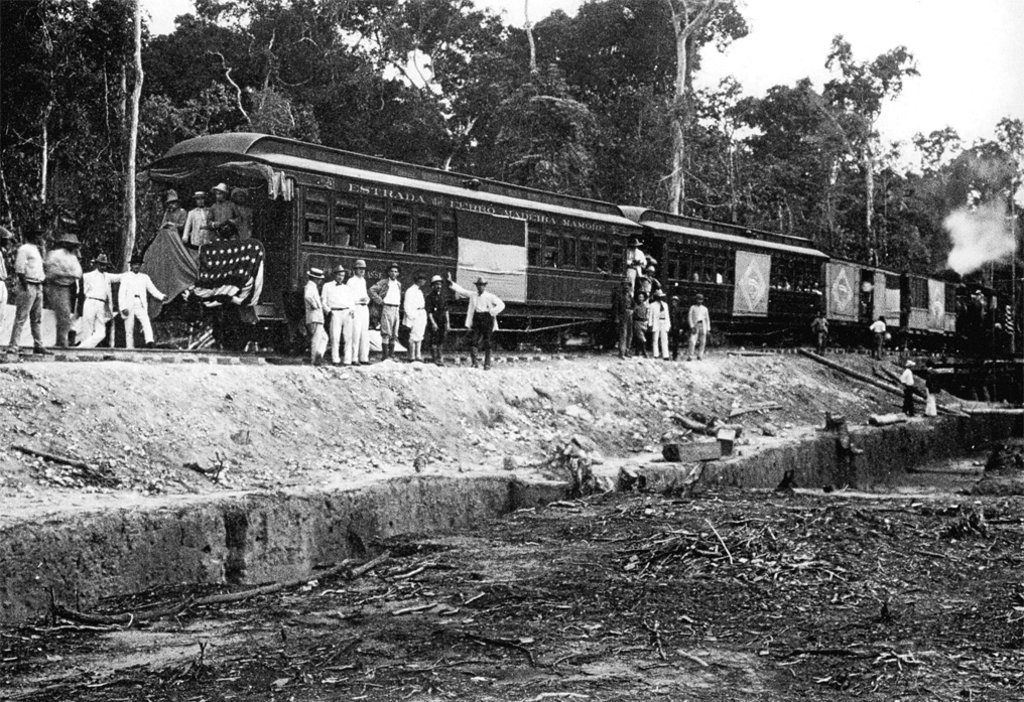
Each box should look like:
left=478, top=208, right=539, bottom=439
left=0, top=353, right=900, bottom=524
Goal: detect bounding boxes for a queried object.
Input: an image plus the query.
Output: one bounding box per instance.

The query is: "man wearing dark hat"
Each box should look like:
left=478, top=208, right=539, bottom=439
left=304, top=267, right=326, bottom=365
left=0, top=226, right=13, bottom=339
left=425, top=274, right=450, bottom=365
left=611, top=279, right=633, bottom=359
left=44, top=232, right=83, bottom=348
left=369, top=262, right=403, bottom=360
left=160, top=190, right=187, bottom=237
left=320, top=264, right=353, bottom=365
left=687, top=293, right=710, bottom=361
left=624, top=237, right=647, bottom=295
left=182, top=191, right=210, bottom=249
left=448, top=272, right=505, bottom=370
left=7, top=229, right=50, bottom=354
left=345, top=259, right=371, bottom=364
left=78, top=253, right=122, bottom=348
left=118, top=255, right=166, bottom=349
left=669, top=294, right=686, bottom=360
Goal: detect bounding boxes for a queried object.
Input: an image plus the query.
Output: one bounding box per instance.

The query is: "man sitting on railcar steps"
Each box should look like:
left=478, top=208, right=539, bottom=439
left=370, top=263, right=403, bottom=361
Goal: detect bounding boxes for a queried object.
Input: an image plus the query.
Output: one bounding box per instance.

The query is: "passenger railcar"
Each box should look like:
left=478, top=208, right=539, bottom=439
left=145, top=132, right=640, bottom=343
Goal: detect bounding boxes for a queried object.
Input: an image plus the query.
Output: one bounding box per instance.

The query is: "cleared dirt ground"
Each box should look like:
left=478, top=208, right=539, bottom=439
left=3, top=487, right=1023, bottom=701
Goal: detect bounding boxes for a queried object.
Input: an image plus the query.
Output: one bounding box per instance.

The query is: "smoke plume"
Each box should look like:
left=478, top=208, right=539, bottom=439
left=944, top=200, right=1017, bottom=275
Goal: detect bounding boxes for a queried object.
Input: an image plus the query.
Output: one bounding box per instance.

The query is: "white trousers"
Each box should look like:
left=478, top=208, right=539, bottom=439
left=0, top=281, right=6, bottom=333
left=328, top=309, right=353, bottom=364
left=79, top=299, right=113, bottom=348
left=123, top=300, right=153, bottom=348
left=652, top=328, right=670, bottom=359
left=346, top=306, right=369, bottom=364
left=689, top=325, right=707, bottom=359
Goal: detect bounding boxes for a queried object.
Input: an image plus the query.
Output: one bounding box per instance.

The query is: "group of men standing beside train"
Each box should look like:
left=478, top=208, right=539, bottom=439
left=613, top=238, right=711, bottom=361
left=302, top=260, right=506, bottom=369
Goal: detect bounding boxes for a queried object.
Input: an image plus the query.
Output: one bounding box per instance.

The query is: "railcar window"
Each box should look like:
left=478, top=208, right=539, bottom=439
left=579, top=237, right=593, bottom=270
left=391, top=205, right=412, bottom=253
left=363, top=198, right=386, bottom=249
left=543, top=233, right=559, bottom=267
left=334, top=195, right=358, bottom=247
left=561, top=232, right=577, bottom=269
left=610, top=241, right=624, bottom=274
left=595, top=237, right=610, bottom=272
left=440, top=212, right=457, bottom=257
left=303, top=188, right=330, bottom=244
left=910, top=277, right=928, bottom=306
left=416, top=210, right=436, bottom=255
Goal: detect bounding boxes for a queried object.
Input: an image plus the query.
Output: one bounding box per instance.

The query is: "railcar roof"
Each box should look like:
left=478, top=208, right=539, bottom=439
left=156, top=133, right=639, bottom=228
left=618, top=207, right=817, bottom=248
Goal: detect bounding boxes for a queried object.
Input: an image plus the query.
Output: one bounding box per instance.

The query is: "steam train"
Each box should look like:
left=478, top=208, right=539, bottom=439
left=144, top=133, right=1013, bottom=353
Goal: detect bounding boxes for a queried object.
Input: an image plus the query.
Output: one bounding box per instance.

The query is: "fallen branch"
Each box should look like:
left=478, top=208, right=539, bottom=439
left=729, top=402, right=782, bottom=418
left=463, top=632, right=537, bottom=666
left=54, top=551, right=390, bottom=626
left=676, top=649, right=709, bottom=667
left=12, top=444, right=90, bottom=470
left=705, top=518, right=734, bottom=565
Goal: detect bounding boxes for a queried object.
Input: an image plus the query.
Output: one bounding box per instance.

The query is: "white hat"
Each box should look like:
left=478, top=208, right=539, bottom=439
left=212, top=183, right=230, bottom=194
left=308, top=267, right=325, bottom=279
left=354, top=259, right=367, bottom=269
left=431, top=275, right=443, bottom=284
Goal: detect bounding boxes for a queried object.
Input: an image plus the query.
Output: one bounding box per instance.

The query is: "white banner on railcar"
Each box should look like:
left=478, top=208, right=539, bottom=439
left=455, top=210, right=528, bottom=303
left=733, top=250, right=771, bottom=316
left=928, top=280, right=946, bottom=330
left=825, top=262, right=858, bottom=321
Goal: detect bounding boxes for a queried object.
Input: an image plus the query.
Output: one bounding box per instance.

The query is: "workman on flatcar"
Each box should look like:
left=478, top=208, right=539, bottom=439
left=370, top=262, right=403, bottom=361
left=182, top=191, right=210, bottom=249
left=304, top=267, right=326, bottom=365
left=403, top=271, right=428, bottom=362
left=346, top=259, right=371, bottom=365
left=632, top=291, right=650, bottom=358
left=869, top=316, right=887, bottom=358
left=612, top=279, right=633, bottom=359
left=687, top=293, right=710, bottom=361
left=321, top=264, right=354, bottom=365
left=426, top=274, right=450, bottom=366
left=649, top=290, right=672, bottom=360
left=448, top=273, right=505, bottom=370
left=159, top=190, right=187, bottom=238
left=624, top=238, right=646, bottom=295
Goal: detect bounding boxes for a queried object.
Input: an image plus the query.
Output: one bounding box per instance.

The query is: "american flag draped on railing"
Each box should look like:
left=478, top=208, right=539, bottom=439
left=190, top=239, right=265, bottom=308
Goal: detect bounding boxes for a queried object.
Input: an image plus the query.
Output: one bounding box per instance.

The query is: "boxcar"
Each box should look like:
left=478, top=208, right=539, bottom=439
left=145, top=133, right=640, bottom=341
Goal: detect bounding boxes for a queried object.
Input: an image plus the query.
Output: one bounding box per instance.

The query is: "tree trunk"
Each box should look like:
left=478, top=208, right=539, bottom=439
left=122, top=1, right=143, bottom=271
left=40, top=115, right=49, bottom=204
left=863, top=144, right=875, bottom=253
left=525, top=0, right=537, bottom=76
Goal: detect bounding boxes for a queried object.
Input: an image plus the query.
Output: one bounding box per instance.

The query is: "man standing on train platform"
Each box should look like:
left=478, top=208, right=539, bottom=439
left=44, top=231, right=83, bottom=348
left=0, top=226, right=13, bottom=341
left=160, top=190, right=188, bottom=238
left=426, top=274, right=450, bottom=366
left=649, top=290, right=672, bottom=360
left=811, top=311, right=829, bottom=354
left=611, top=279, right=633, bottom=358
left=118, top=255, right=166, bottom=349
left=687, top=293, right=710, bottom=361
left=7, top=228, right=50, bottom=355
left=637, top=263, right=661, bottom=302
left=669, top=294, right=687, bottom=360
left=77, top=254, right=122, bottom=348
left=403, top=271, right=428, bottom=362
left=303, top=267, right=326, bottom=365
left=182, top=191, right=210, bottom=249
left=346, top=259, right=371, bottom=365
left=448, top=272, right=505, bottom=370
left=631, top=290, right=650, bottom=358
left=206, top=183, right=240, bottom=240
left=370, top=262, right=403, bottom=361
left=869, top=316, right=887, bottom=358
left=900, top=360, right=916, bottom=417
left=321, top=264, right=354, bottom=365
left=624, top=238, right=647, bottom=295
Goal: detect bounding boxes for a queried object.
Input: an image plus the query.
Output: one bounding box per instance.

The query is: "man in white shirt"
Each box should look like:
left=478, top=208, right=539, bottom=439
left=403, top=271, right=428, bottom=362
left=649, top=291, right=672, bottom=360
left=78, top=254, right=123, bottom=348
left=869, top=316, right=887, bottom=358
left=118, top=255, right=166, bottom=348
left=899, top=360, right=916, bottom=416
left=369, top=262, right=403, bottom=360
left=624, top=238, right=646, bottom=296
left=304, top=267, right=326, bottom=365
left=7, top=229, right=50, bottom=354
left=448, top=273, right=505, bottom=370
left=182, top=191, right=210, bottom=250
left=346, top=259, right=371, bottom=365
left=687, top=293, right=710, bottom=361
left=321, top=264, right=354, bottom=365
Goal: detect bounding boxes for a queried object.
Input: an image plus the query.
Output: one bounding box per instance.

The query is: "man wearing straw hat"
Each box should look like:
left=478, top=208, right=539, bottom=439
left=320, top=263, right=353, bottom=365
left=624, top=237, right=647, bottom=295
left=304, top=267, right=326, bottom=365
left=78, top=253, right=122, bottom=348
left=7, top=228, right=49, bottom=354
left=345, top=259, right=371, bottom=364
left=160, top=189, right=187, bottom=238
left=44, top=231, right=83, bottom=348
left=447, top=272, right=505, bottom=370
left=182, top=190, right=210, bottom=249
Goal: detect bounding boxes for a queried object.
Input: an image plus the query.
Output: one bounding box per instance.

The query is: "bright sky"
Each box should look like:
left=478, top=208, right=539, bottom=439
left=144, top=0, right=1024, bottom=151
